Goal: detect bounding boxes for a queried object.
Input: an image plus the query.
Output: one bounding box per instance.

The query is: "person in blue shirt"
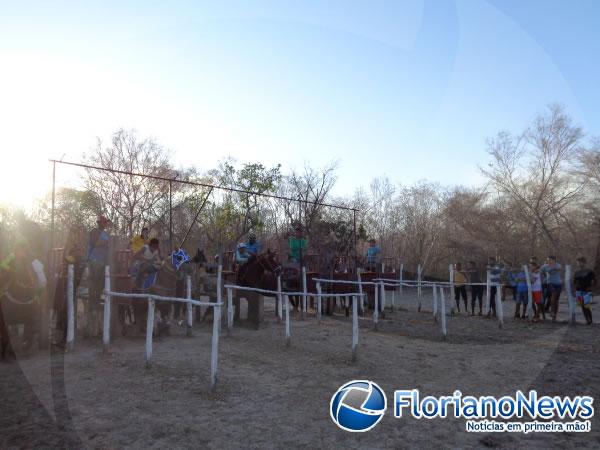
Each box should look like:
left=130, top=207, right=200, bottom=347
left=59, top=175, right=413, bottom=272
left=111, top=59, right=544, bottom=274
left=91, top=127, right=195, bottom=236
left=235, top=243, right=250, bottom=266
left=514, top=268, right=529, bottom=319
left=540, top=255, right=562, bottom=321
left=245, top=233, right=262, bottom=256
left=365, top=239, right=381, bottom=272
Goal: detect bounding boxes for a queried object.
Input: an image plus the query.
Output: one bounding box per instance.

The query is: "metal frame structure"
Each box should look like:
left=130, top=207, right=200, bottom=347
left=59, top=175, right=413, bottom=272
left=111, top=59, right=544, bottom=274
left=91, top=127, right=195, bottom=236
left=48, top=158, right=359, bottom=258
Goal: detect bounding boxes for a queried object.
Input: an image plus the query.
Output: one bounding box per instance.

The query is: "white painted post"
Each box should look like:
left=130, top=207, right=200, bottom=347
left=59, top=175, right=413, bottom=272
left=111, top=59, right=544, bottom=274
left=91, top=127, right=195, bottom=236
left=523, top=265, right=533, bottom=320
left=357, top=269, right=365, bottom=315
left=432, top=284, right=438, bottom=321
left=485, top=270, right=491, bottom=315
left=103, top=265, right=111, bottom=353
left=284, top=294, right=291, bottom=346
left=399, top=263, right=404, bottom=298
left=217, top=264, right=222, bottom=331
left=316, top=282, right=322, bottom=323
left=373, top=282, right=379, bottom=331
left=440, top=286, right=447, bottom=338
left=186, top=275, right=193, bottom=337
left=210, top=304, right=221, bottom=389
left=66, top=264, right=75, bottom=351
left=449, top=264, right=455, bottom=314
left=417, top=264, right=422, bottom=312
left=565, top=265, right=576, bottom=324
left=352, top=295, right=358, bottom=362
left=227, top=287, right=233, bottom=333
left=495, top=284, right=504, bottom=328
left=301, top=266, right=307, bottom=320
left=380, top=281, right=386, bottom=311
left=146, top=298, right=155, bottom=367
left=276, top=275, right=283, bottom=321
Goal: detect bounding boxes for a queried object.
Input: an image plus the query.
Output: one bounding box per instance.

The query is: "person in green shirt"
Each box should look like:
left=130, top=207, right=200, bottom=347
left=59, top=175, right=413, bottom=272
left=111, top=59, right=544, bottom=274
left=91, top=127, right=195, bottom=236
left=288, top=225, right=308, bottom=264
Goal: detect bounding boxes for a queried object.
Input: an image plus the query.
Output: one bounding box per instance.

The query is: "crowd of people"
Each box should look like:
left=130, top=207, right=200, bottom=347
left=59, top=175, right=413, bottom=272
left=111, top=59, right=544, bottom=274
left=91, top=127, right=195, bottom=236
left=452, top=256, right=596, bottom=324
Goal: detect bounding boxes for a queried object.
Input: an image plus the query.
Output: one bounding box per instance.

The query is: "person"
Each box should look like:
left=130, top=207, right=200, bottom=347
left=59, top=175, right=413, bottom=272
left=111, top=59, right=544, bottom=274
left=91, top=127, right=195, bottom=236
left=573, top=257, right=596, bottom=325
left=514, top=266, right=529, bottom=319
left=453, top=262, right=468, bottom=313
left=530, top=262, right=544, bottom=322
left=54, top=227, right=84, bottom=346
left=540, top=256, right=562, bottom=321
left=235, top=243, right=250, bottom=265
left=129, top=227, right=149, bottom=253
left=87, top=216, right=111, bottom=335
left=465, top=261, right=483, bottom=315
left=245, top=233, right=262, bottom=256
left=486, top=257, right=503, bottom=317
left=288, top=224, right=307, bottom=264
left=541, top=257, right=552, bottom=313
left=365, top=239, right=381, bottom=273
left=134, top=238, right=163, bottom=288
left=504, top=264, right=518, bottom=303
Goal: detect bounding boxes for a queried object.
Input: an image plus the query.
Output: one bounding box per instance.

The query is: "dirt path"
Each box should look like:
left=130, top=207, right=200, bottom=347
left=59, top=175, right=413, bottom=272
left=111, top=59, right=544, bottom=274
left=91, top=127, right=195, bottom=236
left=1, top=293, right=599, bottom=449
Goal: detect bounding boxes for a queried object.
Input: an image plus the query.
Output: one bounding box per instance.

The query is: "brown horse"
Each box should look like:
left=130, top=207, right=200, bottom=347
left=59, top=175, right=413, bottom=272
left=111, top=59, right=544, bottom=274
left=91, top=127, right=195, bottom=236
left=0, top=253, right=41, bottom=359
left=234, top=251, right=280, bottom=328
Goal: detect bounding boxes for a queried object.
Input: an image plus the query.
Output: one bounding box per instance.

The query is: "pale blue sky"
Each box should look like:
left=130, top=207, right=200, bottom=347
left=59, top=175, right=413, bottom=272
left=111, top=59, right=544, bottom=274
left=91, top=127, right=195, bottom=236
left=0, top=0, right=598, bottom=204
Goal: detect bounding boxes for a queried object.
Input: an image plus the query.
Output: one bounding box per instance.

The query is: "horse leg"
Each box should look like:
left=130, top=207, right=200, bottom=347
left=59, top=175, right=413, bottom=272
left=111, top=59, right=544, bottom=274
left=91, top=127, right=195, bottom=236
left=247, top=293, right=264, bottom=329
left=0, top=305, right=13, bottom=360
left=233, top=296, right=241, bottom=322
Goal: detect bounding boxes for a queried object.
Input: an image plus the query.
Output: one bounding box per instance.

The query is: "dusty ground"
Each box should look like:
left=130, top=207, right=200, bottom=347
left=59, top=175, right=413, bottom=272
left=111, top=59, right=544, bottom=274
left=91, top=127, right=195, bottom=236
left=1, top=289, right=599, bottom=449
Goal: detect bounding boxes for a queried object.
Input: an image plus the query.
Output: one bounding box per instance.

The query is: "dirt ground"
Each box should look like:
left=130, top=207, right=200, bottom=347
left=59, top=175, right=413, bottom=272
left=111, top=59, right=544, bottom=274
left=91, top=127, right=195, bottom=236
left=1, top=289, right=599, bottom=449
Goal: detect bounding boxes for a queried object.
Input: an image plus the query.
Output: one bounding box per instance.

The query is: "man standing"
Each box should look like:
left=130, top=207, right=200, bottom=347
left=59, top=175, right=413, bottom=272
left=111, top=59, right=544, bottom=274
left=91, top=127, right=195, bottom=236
left=486, top=256, right=503, bottom=317
left=466, top=261, right=483, bottom=315
left=573, top=257, right=596, bottom=325
left=453, top=262, right=468, bottom=313
left=541, top=256, right=562, bottom=322
left=87, top=215, right=110, bottom=336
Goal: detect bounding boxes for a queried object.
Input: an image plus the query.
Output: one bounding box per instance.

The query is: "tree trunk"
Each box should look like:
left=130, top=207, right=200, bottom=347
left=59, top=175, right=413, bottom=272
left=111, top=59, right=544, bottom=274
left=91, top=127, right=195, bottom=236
left=593, top=217, right=600, bottom=278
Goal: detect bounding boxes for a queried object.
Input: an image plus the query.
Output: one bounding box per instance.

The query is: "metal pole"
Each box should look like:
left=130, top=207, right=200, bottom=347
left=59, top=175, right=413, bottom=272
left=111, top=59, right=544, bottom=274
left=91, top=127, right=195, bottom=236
left=169, top=180, right=173, bottom=252
left=353, top=209, right=357, bottom=269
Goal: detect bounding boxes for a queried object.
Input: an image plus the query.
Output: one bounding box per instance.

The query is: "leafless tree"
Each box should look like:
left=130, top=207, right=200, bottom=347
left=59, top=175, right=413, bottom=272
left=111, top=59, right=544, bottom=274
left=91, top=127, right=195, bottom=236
left=481, top=104, right=584, bottom=255
left=83, top=128, right=175, bottom=237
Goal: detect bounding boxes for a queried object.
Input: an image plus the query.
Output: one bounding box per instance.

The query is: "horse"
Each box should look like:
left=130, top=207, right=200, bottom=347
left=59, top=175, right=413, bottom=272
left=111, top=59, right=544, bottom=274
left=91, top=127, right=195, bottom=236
left=233, top=251, right=281, bottom=328
left=129, top=248, right=207, bottom=336
left=0, top=253, right=43, bottom=360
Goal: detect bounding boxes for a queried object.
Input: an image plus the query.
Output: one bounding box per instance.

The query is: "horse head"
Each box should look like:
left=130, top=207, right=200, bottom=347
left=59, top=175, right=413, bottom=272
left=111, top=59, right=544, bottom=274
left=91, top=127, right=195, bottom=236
left=192, top=248, right=207, bottom=266
left=257, top=249, right=281, bottom=276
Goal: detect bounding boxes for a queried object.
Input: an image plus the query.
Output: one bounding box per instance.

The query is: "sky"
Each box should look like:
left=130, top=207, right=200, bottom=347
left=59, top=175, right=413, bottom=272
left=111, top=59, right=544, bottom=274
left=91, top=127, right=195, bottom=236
left=1, top=0, right=599, bottom=207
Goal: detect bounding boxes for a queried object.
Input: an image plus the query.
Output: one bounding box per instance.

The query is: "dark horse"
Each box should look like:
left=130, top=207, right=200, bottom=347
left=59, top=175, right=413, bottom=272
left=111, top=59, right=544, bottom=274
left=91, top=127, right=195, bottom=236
left=234, top=251, right=280, bottom=328
left=0, top=250, right=41, bottom=360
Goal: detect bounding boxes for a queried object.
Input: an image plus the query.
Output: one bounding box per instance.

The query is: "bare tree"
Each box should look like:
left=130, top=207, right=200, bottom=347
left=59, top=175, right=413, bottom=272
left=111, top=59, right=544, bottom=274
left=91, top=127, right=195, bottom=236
left=83, top=129, right=174, bottom=236
left=481, top=104, right=584, bottom=255
left=574, top=137, right=600, bottom=273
